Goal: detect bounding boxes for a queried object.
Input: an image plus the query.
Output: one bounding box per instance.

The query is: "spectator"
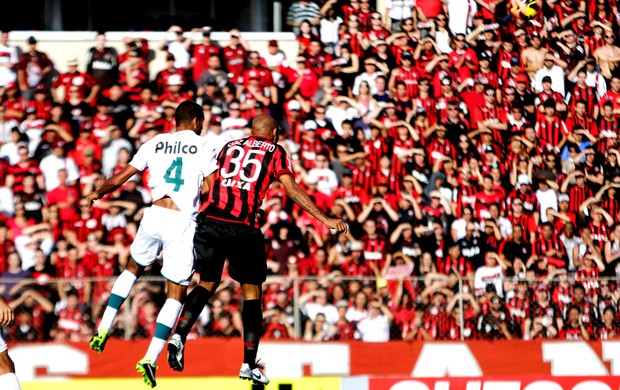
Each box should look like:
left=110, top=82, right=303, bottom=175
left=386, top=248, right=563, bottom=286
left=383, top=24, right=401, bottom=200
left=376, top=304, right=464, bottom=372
left=356, top=299, right=393, bottom=342
left=287, top=0, right=321, bottom=34
left=16, top=36, right=53, bottom=102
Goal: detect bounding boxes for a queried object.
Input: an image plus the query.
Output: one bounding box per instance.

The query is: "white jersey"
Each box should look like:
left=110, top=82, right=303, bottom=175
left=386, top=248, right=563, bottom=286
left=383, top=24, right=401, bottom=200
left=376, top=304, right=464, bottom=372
left=129, top=130, right=216, bottom=221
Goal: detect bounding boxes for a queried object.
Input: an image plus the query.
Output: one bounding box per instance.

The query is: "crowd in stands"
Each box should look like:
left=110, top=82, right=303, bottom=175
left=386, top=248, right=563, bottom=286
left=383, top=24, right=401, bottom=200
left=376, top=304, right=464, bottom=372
left=1, top=0, right=620, bottom=343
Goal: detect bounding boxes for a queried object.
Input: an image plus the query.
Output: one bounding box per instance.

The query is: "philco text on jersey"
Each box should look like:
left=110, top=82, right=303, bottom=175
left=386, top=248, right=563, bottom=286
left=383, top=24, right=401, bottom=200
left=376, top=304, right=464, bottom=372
left=155, top=141, right=199, bottom=154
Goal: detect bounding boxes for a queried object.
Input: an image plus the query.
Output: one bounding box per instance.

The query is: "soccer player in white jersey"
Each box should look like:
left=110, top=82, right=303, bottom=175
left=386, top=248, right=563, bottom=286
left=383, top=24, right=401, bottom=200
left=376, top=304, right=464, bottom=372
left=86, top=101, right=215, bottom=388
left=0, top=297, right=20, bottom=390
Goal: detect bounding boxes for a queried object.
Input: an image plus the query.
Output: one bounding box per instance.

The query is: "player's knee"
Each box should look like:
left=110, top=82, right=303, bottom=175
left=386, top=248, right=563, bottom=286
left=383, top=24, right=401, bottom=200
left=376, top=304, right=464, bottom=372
left=126, top=259, right=145, bottom=276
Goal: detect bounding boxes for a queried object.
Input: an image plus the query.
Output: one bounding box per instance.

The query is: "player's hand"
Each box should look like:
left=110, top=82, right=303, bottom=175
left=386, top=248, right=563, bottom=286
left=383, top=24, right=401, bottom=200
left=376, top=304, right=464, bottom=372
left=0, top=299, right=14, bottom=327
left=326, top=219, right=347, bottom=235
left=86, top=191, right=100, bottom=207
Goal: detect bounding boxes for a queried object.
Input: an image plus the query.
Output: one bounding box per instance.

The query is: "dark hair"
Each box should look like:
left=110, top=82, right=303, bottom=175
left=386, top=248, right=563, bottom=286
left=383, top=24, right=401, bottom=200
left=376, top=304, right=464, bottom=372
left=175, top=100, right=204, bottom=126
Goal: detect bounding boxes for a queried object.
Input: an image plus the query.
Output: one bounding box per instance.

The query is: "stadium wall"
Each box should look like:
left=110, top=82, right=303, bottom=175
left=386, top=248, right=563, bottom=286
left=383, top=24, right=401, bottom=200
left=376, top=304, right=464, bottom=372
left=13, top=340, right=620, bottom=389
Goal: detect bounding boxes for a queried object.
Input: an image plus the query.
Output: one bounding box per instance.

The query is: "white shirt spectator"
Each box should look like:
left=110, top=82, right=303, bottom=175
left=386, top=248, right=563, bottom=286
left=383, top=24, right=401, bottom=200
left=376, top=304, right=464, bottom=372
left=561, top=234, right=582, bottom=272
left=0, top=187, right=14, bottom=216
left=325, top=105, right=360, bottom=135
left=536, top=187, right=558, bottom=222
left=534, top=65, right=566, bottom=96
left=304, top=301, right=339, bottom=325
left=474, top=265, right=504, bottom=297
left=320, top=17, right=343, bottom=46
left=167, top=40, right=191, bottom=69
left=357, top=313, right=390, bottom=342
left=0, top=118, right=18, bottom=144
left=307, top=167, right=338, bottom=195
left=263, top=51, right=287, bottom=88
left=0, top=141, right=20, bottom=165
left=102, top=137, right=133, bottom=177
left=495, top=216, right=513, bottom=239
left=20, top=118, right=46, bottom=157
left=0, top=41, right=18, bottom=87
left=447, top=0, right=477, bottom=35
left=385, top=0, right=415, bottom=21
left=435, top=30, right=453, bottom=53
left=346, top=307, right=369, bottom=323
left=352, top=71, right=383, bottom=95
left=14, top=234, right=54, bottom=271
left=39, top=154, right=80, bottom=191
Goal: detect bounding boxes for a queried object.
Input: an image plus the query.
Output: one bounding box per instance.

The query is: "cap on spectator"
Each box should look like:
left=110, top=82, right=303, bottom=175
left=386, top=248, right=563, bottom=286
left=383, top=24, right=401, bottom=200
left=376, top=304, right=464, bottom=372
left=167, top=74, right=183, bottom=86
left=210, top=115, right=223, bottom=125
left=537, top=284, right=548, bottom=292
left=254, top=101, right=265, bottom=109
left=430, top=191, right=442, bottom=199
left=25, top=105, right=37, bottom=115
left=515, top=73, right=529, bottom=84
left=80, top=121, right=93, bottom=132
left=287, top=100, right=301, bottom=111
left=27, top=36, right=37, bottom=44
left=517, top=174, right=530, bottom=186
left=542, top=76, right=552, bottom=84
left=433, top=290, right=447, bottom=297
left=441, top=77, right=452, bottom=86
left=296, top=56, right=307, bottom=63
left=342, top=169, right=353, bottom=177
left=364, top=57, right=377, bottom=65
left=66, top=58, right=78, bottom=67
left=401, top=51, right=413, bottom=60
left=248, top=69, right=260, bottom=80
left=336, top=300, right=349, bottom=308
left=303, top=120, right=317, bottom=131
left=166, top=53, right=175, bottom=61
left=479, top=51, right=491, bottom=61
left=372, top=12, right=381, bottom=19
left=350, top=241, right=363, bottom=251
left=376, top=278, right=388, bottom=289
left=484, top=86, right=496, bottom=97
left=52, top=140, right=65, bottom=149
left=304, top=175, right=319, bottom=185
left=543, top=99, right=556, bottom=108
left=514, top=29, right=526, bottom=37
left=510, top=56, right=521, bottom=66
left=34, top=85, right=47, bottom=94
left=531, top=31, right=540, bottom=39
left=485, top=284, right=497, bottom=293
left=372, top=39, right=387, bottom=47
left=268, top=39, right=279, bottom=47
left=484, top=145, right=494, bottom=153
left=558, top=193, right=570, bottom=203
left=4, top=81, right=17, bottom=90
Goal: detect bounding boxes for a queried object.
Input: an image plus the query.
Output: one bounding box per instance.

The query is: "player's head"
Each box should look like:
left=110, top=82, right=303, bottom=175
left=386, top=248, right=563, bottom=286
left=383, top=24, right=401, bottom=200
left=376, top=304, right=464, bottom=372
left=175, top=100, right=205, bottom=134
left=252, top=114, right=279, bottom=143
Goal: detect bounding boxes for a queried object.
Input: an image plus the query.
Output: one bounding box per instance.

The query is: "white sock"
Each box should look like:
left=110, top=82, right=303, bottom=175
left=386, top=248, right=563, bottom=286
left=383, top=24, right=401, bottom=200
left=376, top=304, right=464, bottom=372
left=0, top=373, right=21, bottom=390
left=99, top=271, right=137, bottom=331
left=144, top=299, right=183, bottom=364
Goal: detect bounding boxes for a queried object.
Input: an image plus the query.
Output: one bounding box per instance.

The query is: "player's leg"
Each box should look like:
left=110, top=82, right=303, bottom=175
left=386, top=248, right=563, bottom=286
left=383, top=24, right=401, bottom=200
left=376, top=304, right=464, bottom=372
left=168, top=220, right=225, bottom=371
left=233, top=227, right=269, bottom=385
left=136, top=210, right=195, bottom=387
left=90, top=212, right=161, bottom=353
left=91, top=259, right=145, bottom=352
left=0, top=342, right=21, bottom=390
left=136, top=281, right=186, bottom=388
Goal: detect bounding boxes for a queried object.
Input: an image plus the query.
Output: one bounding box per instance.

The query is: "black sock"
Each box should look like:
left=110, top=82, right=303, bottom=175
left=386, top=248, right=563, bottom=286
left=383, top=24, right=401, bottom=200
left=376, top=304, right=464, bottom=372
left=175, top=285, right=212, bottom=342
left=242, top=299, right=263, bottom=368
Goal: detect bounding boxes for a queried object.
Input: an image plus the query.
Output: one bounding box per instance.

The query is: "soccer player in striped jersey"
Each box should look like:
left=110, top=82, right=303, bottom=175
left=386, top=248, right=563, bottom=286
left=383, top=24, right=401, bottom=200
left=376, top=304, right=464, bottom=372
left=166, top=114, right=347, bottom=384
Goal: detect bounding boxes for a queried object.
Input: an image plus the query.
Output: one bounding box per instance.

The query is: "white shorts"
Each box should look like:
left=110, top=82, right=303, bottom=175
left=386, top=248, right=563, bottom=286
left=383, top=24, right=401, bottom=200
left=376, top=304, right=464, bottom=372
left=130, top=206, right=196, bottom=286
left=0, top=332, right=7, bottom=353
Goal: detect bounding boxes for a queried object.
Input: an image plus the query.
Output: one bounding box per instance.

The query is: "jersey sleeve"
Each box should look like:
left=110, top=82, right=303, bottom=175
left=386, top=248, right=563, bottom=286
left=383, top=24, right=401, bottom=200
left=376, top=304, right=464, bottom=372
left=273, top=145, right=294, bottom=178
left=128, top=138, right=152, bottom=171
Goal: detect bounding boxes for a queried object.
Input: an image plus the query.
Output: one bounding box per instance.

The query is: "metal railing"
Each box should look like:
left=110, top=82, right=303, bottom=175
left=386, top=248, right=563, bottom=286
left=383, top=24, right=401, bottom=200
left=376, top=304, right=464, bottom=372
left=0, top=273, right=616, bottom=342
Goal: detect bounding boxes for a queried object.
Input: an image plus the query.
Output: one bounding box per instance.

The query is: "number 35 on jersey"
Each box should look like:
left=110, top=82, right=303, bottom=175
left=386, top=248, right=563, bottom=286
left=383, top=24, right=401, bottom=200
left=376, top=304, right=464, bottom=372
left=220, top=145, right=265, bottom=190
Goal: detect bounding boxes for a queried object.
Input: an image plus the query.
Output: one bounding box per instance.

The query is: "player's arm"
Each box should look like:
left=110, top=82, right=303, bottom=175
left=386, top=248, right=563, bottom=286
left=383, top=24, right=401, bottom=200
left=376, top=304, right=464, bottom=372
left=200, top=172, right=215, bottom=200
left=279, top=174, right=347, bottom=233
left=86, top=165, right=140, bottom=206
left=0, top=296, right=15, bottom=327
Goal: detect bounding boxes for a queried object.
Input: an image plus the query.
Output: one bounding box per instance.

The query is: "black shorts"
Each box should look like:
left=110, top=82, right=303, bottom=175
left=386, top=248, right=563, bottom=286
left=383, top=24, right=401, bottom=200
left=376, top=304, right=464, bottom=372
left=194, top=217, right=267, bottom=285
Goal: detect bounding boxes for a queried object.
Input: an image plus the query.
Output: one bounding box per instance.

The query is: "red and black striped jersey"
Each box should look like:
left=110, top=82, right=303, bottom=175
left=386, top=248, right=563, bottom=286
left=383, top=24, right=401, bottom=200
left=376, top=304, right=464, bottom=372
left=568, top=185, right=592, bottom=212
left=535, top=114, right=568, bottom=147
left=394, top=66, right=421, bottom=98
left=567, top=84, right=597, bottom=115
left=589, top=221, right=610, bottom=252
left=205, top=135, right=293, bottom=226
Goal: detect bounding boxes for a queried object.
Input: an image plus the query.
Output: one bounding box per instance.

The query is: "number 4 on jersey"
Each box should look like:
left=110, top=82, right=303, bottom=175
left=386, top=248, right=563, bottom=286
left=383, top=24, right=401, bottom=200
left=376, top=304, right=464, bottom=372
left=164, top=157, right=184, bottom=191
